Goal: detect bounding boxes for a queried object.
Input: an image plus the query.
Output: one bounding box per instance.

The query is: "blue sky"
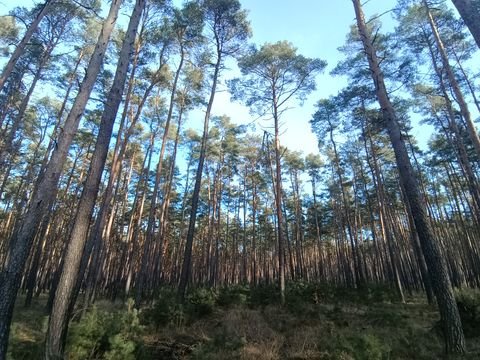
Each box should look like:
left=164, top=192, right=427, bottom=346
left=212, top=0, right=400, bottom=154
left=1, top=0, right=475, bottom=156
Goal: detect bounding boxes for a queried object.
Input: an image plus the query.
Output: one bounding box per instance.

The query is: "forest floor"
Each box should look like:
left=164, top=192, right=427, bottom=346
left=7, top=287, right=480, bottom=359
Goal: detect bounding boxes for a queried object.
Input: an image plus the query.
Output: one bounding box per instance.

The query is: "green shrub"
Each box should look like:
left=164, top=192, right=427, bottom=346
left=284, top=281, right=319, bottom=316
left=7, top=307, right=47, bottom=360
left=365, top=306, right=408, bottom=327
left=352, top=334, right=390, bottom=360
left=247, top=283, right=280, bottom=308
left=216, top=284, right=249, bottom=307
left=7, top=322, right=45, bottom=360
left=286, top=281, right=317, bottom=302
left=320, top=333, right=390, bottom=360
left=142, top=288, right=184, bottom=328
left=67, top=299, right=144, bottom=360
left=191, top=332, right=244, bottom=359
left=186, top=288, right=217, bottom=320
left=455, top=287, right=480, bottom=337
left=357, top=284, right=398, bottom=303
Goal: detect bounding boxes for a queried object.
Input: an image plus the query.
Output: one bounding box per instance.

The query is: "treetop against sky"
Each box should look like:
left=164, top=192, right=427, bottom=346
left=1, top=0, right=474, bottom=154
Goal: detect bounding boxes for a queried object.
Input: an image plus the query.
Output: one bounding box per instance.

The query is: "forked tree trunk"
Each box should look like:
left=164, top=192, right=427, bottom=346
left=352, top=0, right=466, bottom=354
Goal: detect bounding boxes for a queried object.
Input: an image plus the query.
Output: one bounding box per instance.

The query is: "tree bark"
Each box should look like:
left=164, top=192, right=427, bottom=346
left=178, top=50, right=222, bottom=302
left=273, top=93, right=286, bottom=305
left=0, top=2, right=122, bottom=358
left=424, top=0, right=480, bottom=159
left=451, top=0, right=480, bottom=49
left=0, top=0, right=54, bottom=92
left=352, top=0, right=466, bottom=353
left=44, top=1, right=144, bottom=357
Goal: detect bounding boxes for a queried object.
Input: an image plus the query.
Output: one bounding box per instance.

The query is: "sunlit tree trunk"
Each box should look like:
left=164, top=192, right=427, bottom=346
left=352, top=0, right=466, bottom=353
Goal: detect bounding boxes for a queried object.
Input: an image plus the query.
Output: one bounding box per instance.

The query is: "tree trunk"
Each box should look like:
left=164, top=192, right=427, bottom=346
left=178, top=50, right=222, bottom=301
left=0, top=0, right=54, bottom=92
left=44, top=1, right=144, bottom=357
left=273, top=94, right=286, bottom=305
left=451, top=0, right=480, bottom=49
left=136, top=45, right=185, bottom=306
left=0, top=2, right=122, bottom=358
left=424, top=0, right=480, bottom=159
left=352, top=0, right=466, bottom=353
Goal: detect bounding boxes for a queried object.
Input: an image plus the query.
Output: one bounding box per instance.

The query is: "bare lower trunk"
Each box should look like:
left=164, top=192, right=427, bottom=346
left=273, top=95, right=285, bottom=305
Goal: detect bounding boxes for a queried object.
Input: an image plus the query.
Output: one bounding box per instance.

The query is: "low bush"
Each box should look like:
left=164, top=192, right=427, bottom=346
left=319, top=332, right=390, bottom=360
left=7, top=301, right=47, bottom=360
left=142, top=288, right=185, bottom=328
left=247, top=283, right=280, bottom=308
left=216, top=284, right=249, bottom=307
left=186, top=287, right=217, bottom=320
left=455, top=287, right=480, bottom=337
left=67, top=299, right=144, bottom=360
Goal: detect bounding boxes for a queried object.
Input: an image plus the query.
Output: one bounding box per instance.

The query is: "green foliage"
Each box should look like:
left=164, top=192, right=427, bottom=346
left=364, top=305, right=409, bottom=327
left=358, top=284, right=398, bottom=303
left=185, top=288, right=217, bottom=320
left=230, top=40, right=326, bottom=116
left=285, top=281, right=320, bottom=315
left=7, top=322, right=45, bottom=360
left=247, top=283, right=280, bottom=308
left=7, top=300, right=47, bottom=360
left=216, top=284, right=249, bottom=307
left=0, top=16, right=18, bottom=52
left=317, top=324, right=392, bottom=359
left=191, top=332, right=244, bottom=359
left=142, top=288, right=185, bottom=328
left=455, top=288, right=480, bottom=337
left=67, top=299, right=144, bottom=360
left=10, top=290, right=472, bottom=360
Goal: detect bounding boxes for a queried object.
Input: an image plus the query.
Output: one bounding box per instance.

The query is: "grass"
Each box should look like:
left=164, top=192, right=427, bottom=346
left=7, top=287, right=480, bottom=359
left=7, top=296, right=48, bottom=360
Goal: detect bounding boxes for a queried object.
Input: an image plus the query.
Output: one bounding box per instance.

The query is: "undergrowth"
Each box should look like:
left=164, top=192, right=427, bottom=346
left=7, top=283, right=480, bottom=359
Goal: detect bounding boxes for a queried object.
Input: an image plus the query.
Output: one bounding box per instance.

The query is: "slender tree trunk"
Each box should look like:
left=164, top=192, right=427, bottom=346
left=423, top=0, right=480, bottom=159
left=136, top=45, right=185, bottom=305
left=44, top=1, right=144, bottom=357
left=272, top=94, right=286, bottom=304
left=178, top=50, right=222, bottom=301
left=352, top=0, right=466, bottom=353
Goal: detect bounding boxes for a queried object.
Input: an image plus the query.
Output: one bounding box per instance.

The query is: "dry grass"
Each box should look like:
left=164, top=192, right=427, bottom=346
left=8, top=293, right=480, bottom=359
